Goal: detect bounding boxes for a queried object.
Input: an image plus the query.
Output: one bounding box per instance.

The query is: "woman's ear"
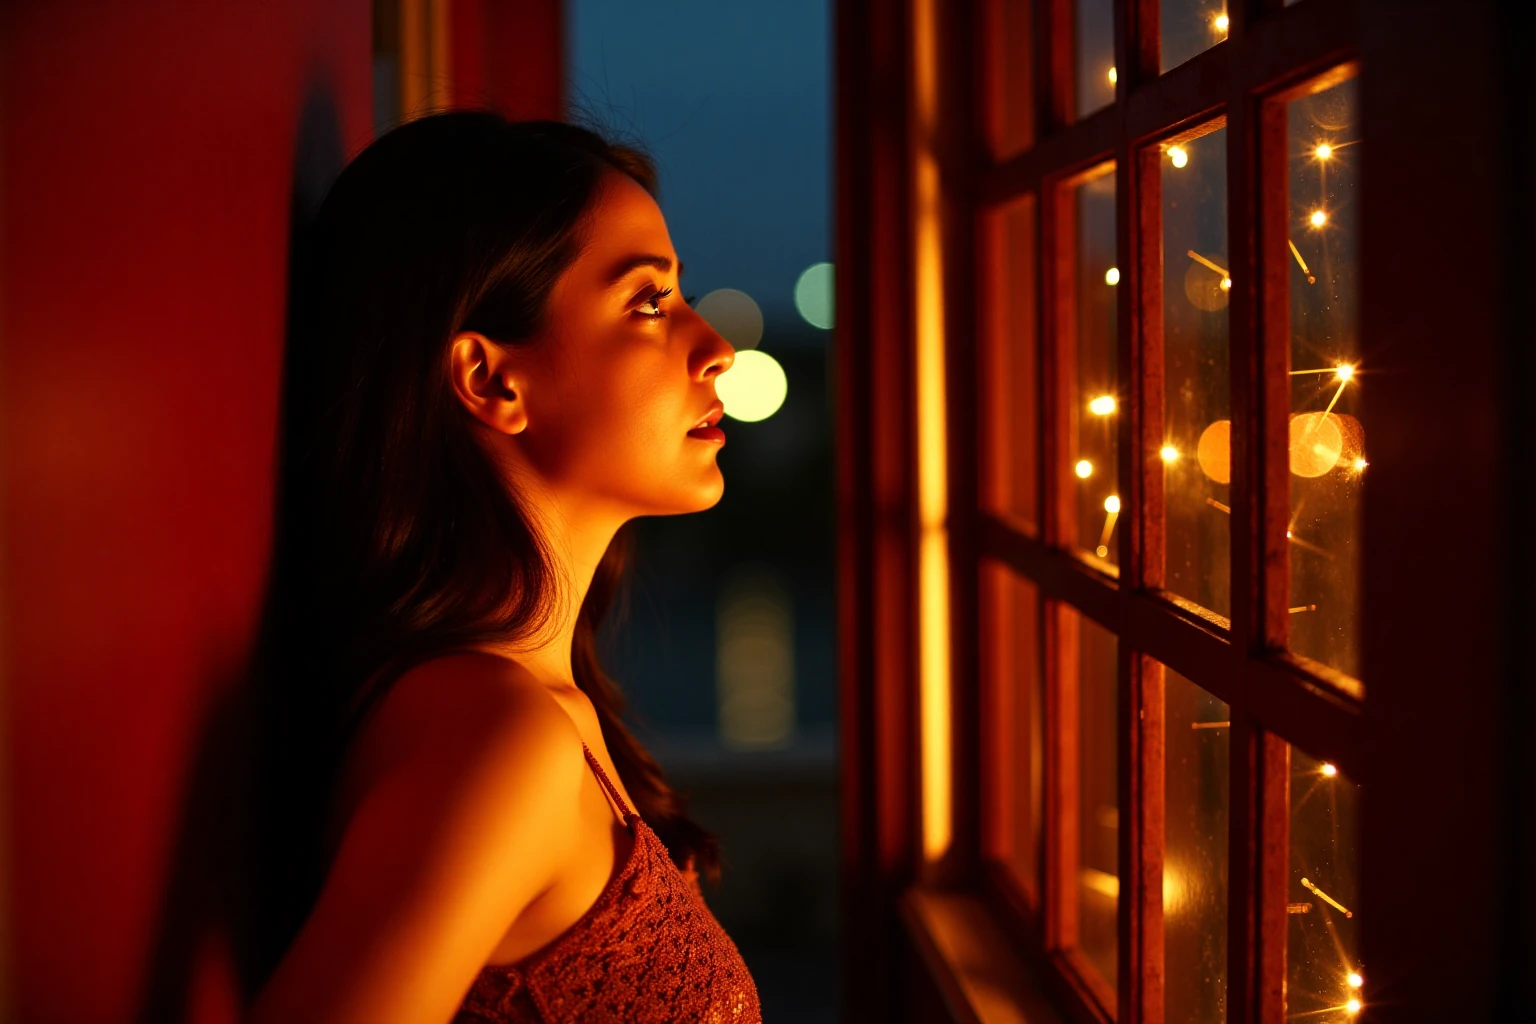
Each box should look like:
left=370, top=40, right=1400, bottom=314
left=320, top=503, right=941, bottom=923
left=447, top=331, right=529, bottom=435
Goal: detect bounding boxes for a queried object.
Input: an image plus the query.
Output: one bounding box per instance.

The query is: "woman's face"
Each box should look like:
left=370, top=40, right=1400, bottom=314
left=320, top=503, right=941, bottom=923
left=502, top=171, right=736, bottom=521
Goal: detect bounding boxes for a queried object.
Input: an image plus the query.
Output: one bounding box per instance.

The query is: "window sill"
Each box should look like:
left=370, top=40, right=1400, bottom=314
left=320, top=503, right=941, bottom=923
left=898, top=886, right=1066, bottom=1024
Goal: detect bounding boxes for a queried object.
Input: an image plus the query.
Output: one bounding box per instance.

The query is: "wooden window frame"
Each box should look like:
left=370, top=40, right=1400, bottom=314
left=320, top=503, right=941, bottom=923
left=836, top=1, right=1528, bottom=1022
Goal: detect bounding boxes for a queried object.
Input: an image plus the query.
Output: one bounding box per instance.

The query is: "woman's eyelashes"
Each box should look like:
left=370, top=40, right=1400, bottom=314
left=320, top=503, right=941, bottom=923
left=635, top=287, right=672, bottom=317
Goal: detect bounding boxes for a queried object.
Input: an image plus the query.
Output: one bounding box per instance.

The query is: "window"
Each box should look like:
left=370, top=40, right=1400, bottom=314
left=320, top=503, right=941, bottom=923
left=973, top=0, right=1367, bottom=1020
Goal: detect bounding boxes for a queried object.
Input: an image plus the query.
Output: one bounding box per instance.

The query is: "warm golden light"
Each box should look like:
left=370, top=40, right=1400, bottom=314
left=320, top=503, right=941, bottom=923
left=717, top=349, right=789, bottom=422
left=1347, top=999, right=1363, bottom=1014
left=1321, top=762, right=1339, bottom=776
left=1315, top=143, right=1334, bottom=160
left=1335, top=363, right=1355, bottom=382
left=1214, top=13, right=1230, bottom=31
left=1160, top=445, right=1180, bottom=463
left=1168, top=145, right=1189, bottom=168
left=1105, top=266, right=1121, bottom=286
left=1089, top=394, right=1117, bottom=416
left=1348, top=972, right=1364, bottom=989
left=1104, top=495, right=1121, bottom=515
left=1352, top=457, right=1368, bottom=471
left=913, top=0, right=951, bottom=868
left=1220, top=276, right=1232, bottom=290
left=1310, top=209, right=1329, bottom=228
left=1075, top=459, right=1094, bottom=479
left=1107, top=65, right=1118, bottom=85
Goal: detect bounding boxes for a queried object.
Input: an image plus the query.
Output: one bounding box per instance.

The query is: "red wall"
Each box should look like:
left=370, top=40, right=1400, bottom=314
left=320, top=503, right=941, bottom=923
left=0, top=3, right=372, bottom=1020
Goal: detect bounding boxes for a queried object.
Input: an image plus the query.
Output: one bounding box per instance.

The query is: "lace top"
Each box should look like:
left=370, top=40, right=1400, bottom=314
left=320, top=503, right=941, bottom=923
left=453, top=744, right=762, bottom=1023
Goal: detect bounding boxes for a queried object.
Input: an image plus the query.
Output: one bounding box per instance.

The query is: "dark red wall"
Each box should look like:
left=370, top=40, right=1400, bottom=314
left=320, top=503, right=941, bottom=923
left=0, top=3, right=372, bottom=1020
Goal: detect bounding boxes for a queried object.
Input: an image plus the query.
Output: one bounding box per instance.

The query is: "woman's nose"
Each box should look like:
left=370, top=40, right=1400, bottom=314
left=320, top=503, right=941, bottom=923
left=694, top=317, right=736, bottom=380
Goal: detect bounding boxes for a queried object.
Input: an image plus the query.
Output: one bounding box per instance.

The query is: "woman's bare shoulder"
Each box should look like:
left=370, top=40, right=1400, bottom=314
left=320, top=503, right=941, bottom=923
left=355, top=651, right=583, bottom=780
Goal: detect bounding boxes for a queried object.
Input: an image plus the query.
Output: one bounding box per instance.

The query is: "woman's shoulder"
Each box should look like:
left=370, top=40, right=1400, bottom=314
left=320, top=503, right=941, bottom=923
left=340, top=651, right=587, bottom=835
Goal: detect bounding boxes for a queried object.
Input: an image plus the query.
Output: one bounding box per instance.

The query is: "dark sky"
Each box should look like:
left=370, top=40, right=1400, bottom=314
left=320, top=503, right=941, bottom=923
left=566, top=0, right=831, bottom=338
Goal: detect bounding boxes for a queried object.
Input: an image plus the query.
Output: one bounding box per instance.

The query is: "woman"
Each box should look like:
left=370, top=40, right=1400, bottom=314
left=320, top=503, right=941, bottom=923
left=247, top=111, right=759, bottom=1023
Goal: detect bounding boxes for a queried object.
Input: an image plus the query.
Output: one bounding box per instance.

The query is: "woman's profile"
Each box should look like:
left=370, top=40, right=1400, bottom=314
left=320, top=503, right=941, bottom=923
left=246, top=111, right=759, bottom=1023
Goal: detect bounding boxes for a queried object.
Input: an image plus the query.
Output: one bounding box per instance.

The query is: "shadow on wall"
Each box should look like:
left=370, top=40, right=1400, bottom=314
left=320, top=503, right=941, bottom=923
left=134, top=83, right=347, bottom=1024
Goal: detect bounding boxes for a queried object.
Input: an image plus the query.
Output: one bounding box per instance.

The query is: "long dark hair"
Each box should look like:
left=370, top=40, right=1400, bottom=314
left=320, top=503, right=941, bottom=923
left=253, top=110, right=718, bottom=984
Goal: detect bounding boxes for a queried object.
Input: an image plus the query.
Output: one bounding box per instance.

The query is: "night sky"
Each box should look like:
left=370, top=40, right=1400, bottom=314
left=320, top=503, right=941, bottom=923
left=567, top=0, right=831, bottom=337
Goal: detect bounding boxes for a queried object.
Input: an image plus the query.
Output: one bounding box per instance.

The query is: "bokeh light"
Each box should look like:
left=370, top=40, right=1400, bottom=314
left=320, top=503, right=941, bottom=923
left=717, top=348, right=788, bottom=423
left=1076, top=459, right=1094, bottom=479
left=794, top=261, right=835, bottom=329
left=1168, top=145, right=1189, bottom=168
left=1089, top=394, right=1117, bottom=416
left=1105, top=266, right=1121, bottom=286
left=1289, top=412, right=1344, bottom=478
left=1197, top=419, right=1232, bottom=484
left=696, top=288, right=764, bottom=349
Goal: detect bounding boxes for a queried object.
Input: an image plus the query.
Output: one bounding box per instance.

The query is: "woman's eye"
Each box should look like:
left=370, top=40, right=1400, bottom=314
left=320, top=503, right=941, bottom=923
left=639, top=286, right=675, bottom=319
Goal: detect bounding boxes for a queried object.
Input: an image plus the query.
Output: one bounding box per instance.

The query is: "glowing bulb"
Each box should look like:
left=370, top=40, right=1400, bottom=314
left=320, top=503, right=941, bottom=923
left=1104, top=495, right=1121, bottom=514
left=1220, top=276, right=1232, bottom=290
left=1353, top=457, right=1368, bottom=471
left=1310, top=209, right=1328, bottom=228
left=1168, top=145, right=1189, bottom=168
left=1105, top=266, right=1121, bottom=286
left=1346, top=998, right=1362, bottom=1014
left=716, top=349, right=789, bottom=423
left=1348, top=972, right=1364, bottom=988
left=1075, top=459, right=1094, bottom=479
left=1107, top=66, right=1118, bottom=85
left=1335, top=363, right=1355, bottom=381
left=1321, top=762, right=1339, bottom=777
left=1160, top=445, right=1180, bottom=463
left=1315, top=143, right=1333, bottom=160
left=1089, top=395, right=1117, bottom=416
left=1214, top=13, right=1230, bottom=31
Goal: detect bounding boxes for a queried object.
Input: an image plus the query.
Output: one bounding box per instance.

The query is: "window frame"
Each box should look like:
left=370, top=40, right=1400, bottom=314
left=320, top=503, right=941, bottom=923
left=836, top=0, right=1526, bottom=1022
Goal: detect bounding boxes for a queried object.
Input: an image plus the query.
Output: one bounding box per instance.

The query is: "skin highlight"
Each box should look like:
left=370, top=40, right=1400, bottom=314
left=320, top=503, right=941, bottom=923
left=249, top=169, right=734, bottom=1024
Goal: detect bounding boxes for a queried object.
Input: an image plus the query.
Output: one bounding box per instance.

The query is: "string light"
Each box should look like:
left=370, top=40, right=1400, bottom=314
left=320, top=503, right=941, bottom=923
left=1076, top=459, right=1094, bottom=479
left=1160, top=445, right=1180, bottom=463
left=1168, top=145, right=1189, bottom=168
left=1347, top=972, right=1364, bottom=989
left=1096, top=495, right=1121, bottom=559
left=1214, top=12, right=1230, bottom=32
left=1089, top=395, right=1117, bottom=416
left=1105, top=266, right=1121, bottom=286
left=1107, top=66, right=1117, bottom=85
left=1352, top=457, right=1368, bottom=471
left=1221, top=276, right=1232, bottom=290
left=1288, top=238, right=1317, bottom=284
left=1335, top=363, right=1355, bottom=382
left=1321, top=762, right=1339, bottom=776
left=1346, top=999, right=1363, bottom=1014
left=1310, top=209, right=1329, bottom=228
left=1315, top=143, right=1334, bottom=160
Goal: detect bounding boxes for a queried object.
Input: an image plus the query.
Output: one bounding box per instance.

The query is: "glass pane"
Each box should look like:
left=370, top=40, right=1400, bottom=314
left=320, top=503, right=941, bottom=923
left=1161, top=126, right=1231, bottom=619
left=991, top=0, right=1036, bottom=159
left=1160, top=0, right=1229, bottom=73
left=992, top=195, right=1040, bottom=528
left=1068, top=165, right=1120, bottom=570
left=1074, top=0, right=1115, bottom=119
left=1285, top=76, right=1362, bottom=681
left=1070, top=607, right=1118, bottom=991
left=985, top=565, right=1043, bottom=899
left=1164, top=668, right=1229, bottom=1023
left=1287, top=750, right=1362, bottom=1020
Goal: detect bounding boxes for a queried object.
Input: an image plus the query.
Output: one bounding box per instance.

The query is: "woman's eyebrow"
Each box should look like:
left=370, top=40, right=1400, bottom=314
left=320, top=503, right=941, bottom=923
left=605, top=253, right=685, bottom=286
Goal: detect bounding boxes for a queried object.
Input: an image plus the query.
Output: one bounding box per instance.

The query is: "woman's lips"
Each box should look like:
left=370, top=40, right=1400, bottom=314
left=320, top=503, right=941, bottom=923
left=686, top=424, right=726, bottom=444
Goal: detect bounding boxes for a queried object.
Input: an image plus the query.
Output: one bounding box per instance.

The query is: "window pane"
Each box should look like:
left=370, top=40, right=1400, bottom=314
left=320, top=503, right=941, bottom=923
left=1285, top=76, right=1362, bottom=681
left=1069, top=607, right=1118, bottom=992
left=1160, top=0, right=1229, bottom=73
left=990, top=195, right=1040, bottom=529
left=1164, top=668, right=1229, bottom=1023
left=1161, top=126, right=1230, bottom=618
left=990, top=0, right=1036, bottom=159
left=1068, top=165, right=1119, bottom=570
left=1287, top=750, right=1362, bottom=1020
left=984, top=565, right=1043, bottom=900
left=1074, top=0, right=1115, bottom=119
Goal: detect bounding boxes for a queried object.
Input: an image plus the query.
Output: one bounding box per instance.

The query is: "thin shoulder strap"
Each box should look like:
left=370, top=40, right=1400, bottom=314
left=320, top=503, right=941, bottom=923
left=582, top=743, right=636, bottom=822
